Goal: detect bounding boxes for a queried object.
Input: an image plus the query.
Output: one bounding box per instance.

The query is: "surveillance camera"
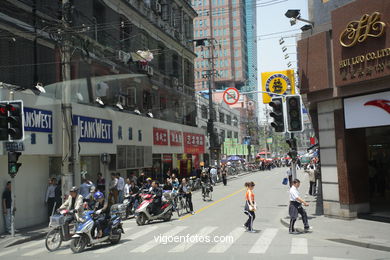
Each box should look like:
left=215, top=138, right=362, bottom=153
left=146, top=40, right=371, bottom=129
left=285, top=9, right=301, bottom=19
left=290, top=18, right=297, bottom=26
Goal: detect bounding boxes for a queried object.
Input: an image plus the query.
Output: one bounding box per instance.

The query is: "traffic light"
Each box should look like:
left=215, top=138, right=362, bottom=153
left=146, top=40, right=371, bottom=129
left=269, top=97, right=285, bottom=132
left=8, top=151, right=22, bottom=176
left=0, top=100, right=24, bottom=141
left=285, top=95, right=303, bottom=132
left=286, top=138, right=297, bottom=150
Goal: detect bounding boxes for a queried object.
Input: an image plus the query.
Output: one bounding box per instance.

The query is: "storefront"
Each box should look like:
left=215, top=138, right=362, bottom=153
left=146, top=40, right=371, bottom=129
left=298, top=0, right=390, bottom=219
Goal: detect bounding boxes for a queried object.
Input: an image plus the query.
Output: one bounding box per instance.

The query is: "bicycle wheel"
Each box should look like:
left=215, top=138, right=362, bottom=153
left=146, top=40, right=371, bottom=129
left=45, top=228, right=62, bottom=252
left=174, top=197, right=181, bottom=217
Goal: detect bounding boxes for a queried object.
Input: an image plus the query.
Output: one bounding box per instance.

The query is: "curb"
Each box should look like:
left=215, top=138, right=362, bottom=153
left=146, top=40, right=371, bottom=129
left=280, top=217, right=390, bottom=252
left=4, top=232, right=47, bottom=248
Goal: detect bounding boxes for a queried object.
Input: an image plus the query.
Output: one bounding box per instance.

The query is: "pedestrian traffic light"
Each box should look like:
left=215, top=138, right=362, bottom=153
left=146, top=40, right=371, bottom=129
left=288, top=150, right=298, bottom=161
left=0, top=100, right=24, bottom=141
left=269, top=97, right=285, bottom=132
left=285, top=95, right=303, bottom=132
left=8, top=151, right=22, bottom=177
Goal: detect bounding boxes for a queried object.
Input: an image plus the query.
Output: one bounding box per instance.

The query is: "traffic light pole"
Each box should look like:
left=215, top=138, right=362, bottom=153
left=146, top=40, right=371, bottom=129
left=8, top=91, right=16, bottom=237
left=290, top=133, right=297, bottom=181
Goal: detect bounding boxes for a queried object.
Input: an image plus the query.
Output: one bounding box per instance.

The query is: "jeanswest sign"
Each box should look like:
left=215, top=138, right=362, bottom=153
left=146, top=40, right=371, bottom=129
left=24, top=107, right=53, bottom=132
left=72, top=115, right=112, bottom=143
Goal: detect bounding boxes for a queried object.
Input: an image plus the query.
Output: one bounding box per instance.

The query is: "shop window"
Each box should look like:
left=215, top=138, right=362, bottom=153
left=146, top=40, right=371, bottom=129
left=128, top=127, right=133, bottom=140
left=226, top=115, right=232, bottom=125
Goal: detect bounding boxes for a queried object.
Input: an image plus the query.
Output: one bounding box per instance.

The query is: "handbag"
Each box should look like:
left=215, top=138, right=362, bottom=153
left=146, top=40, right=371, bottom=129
left=249, top=202, right=257, bottom=211
left=282, top=177, right=288, bottom=185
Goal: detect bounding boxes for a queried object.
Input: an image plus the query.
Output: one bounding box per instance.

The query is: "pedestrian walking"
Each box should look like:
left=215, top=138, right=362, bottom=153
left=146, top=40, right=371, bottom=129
left=2, top=181, right=12, bottom=234
left=80, top=178, right=93, bottom=202
left=306, top=165, right=316, bottom=196
left=243, top=181, right=256, bottom=233
left=96, top=172, right=106, bottom=194
left=45, top=178, right=57, bottom=219
left=108, top=172, right=118, bottom=204
left=210, top=166, right=218, bottom=185
left=116, top=173, right=125, bottom=203
left=54, top=179, right=62, bottom=212
left=221, top=165, right=227, bottom=186
left=286, top=167, right=293, bottom=187
left=289, top=179, right=312, bottom=234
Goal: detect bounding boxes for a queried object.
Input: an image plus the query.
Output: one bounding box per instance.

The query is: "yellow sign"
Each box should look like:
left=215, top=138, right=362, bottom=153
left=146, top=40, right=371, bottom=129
left=261, top=70, right=295, bottom=104
left=340, top=12, right=386, bottom=48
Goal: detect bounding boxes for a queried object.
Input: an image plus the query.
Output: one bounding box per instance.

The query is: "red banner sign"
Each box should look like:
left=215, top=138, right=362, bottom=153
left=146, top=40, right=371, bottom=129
left=153, top=128, right=168, bottom=145
left=170, top=130, right=182, bottom=146
left=183, top=133, right=205, bottom=154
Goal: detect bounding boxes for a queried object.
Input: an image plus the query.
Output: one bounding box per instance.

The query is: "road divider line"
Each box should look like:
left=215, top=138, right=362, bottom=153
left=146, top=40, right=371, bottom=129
left=179, top=188, right=246, bottom=221
left=290, top=237, right=308, bottom=254
left=249, top=228, right=278, bottom=254
left=22, top=247, right=46, bottom=256
left=208, top=227, right=245, bottom=253
left=168, top=226, right=218, bottom=253
left=131, top=226, right=188, bottom=253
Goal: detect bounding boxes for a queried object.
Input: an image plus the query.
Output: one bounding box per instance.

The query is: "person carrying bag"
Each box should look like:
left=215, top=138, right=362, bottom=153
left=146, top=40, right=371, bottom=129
left=243, top=181, right=256, bottom=233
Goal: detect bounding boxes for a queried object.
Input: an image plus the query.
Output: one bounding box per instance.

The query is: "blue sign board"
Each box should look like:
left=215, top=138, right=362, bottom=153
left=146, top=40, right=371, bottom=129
left=24, top=107, right=53, bottom=133
left=72, top=115, right=113, bottom=143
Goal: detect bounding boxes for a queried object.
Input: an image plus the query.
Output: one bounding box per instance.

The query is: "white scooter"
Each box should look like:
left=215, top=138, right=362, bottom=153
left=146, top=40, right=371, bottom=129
left=135, top=193, right=173, bottom=225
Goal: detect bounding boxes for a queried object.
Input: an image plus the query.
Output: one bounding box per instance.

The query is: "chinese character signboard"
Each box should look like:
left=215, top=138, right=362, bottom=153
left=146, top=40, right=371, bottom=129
left=169, top=130, right=182, bottom=146
left=153, top=128, right=168, bottom=145
left=183, top=133, right=205, bottom=154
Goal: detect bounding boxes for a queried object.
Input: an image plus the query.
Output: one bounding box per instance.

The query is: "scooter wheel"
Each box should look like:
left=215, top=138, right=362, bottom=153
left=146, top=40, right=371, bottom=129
left=136, top=213, right=147, bottom=226
left=70, top=236, right=87, bottom=253
left=45, top=228, right=62, bottom=252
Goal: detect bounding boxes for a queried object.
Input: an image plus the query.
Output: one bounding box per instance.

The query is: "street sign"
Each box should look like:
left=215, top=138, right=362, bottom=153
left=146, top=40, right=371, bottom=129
left=223, top=88, right=240, bottom=105
left=266, top=137, right=273, bottom=144
left=261, top=70, right=296, bottom=104
left=4, top=142, right=24, bottom=152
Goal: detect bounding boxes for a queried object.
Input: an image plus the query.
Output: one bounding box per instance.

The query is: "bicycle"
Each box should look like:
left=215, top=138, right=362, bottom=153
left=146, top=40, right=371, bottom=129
left=202, top=183, right=213, bottom=201
left=45, top=210, right=77, bottom=252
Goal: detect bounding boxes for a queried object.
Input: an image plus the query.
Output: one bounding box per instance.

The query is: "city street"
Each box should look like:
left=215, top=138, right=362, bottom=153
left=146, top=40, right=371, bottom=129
left=1, top=168, right=389, bottom=260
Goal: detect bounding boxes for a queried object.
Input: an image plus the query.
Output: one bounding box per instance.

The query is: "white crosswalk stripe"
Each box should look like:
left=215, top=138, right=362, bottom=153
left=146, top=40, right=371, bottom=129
left=22, top=247, right=46, bottom=256
left=208, top=227, right=245, bottom=253
left=249, top=228, right=278, bottom=254
left=290, top=237, right=308, bottom=254
left=0, top=248, right=17, bottom=257
left=169, top=226, right=218, bottom=253
left=313, top=257, right=357, bottom=260
left=131, top=226, right=188, bottom=253
left=20, top=239, right=44, bottom=249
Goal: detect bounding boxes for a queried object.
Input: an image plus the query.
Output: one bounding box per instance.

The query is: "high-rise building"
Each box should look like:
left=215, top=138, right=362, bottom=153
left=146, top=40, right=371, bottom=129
left=192, top=0, right=249, bottom=92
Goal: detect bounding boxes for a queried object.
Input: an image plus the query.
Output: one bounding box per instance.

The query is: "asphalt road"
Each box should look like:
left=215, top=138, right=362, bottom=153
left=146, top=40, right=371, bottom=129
left=2, top=167, right=390, bottom=260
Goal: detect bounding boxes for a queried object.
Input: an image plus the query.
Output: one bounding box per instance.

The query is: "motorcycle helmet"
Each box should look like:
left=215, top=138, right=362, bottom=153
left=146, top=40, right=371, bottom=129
left=70, top=186, right=79, bottom=193
left=94, top=191, right=104, bottom=200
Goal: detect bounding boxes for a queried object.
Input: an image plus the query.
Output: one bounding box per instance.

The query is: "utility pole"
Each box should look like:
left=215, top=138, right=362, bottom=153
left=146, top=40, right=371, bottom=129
left=61, top=0, right=74, bottom=199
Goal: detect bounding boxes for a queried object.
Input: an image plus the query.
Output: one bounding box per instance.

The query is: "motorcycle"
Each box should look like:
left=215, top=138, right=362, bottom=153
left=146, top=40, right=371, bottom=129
left=70, top=211, right=123, bottom=253
left=135, top=193, right=173, bottom=226
left=123, top=194, right=139, bottom=219
left=45, top=209, right=76, bottom=252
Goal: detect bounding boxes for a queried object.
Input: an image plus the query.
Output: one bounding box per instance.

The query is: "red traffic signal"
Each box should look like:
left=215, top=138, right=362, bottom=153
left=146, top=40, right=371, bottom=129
left=0, top=100, right=24, bottom=141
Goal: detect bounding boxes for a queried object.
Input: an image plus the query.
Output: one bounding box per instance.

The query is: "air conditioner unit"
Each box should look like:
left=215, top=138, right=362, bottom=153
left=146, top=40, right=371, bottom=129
left=147, top=66, right=154, bottom=76
left=155, top=2, right=162, bottom=13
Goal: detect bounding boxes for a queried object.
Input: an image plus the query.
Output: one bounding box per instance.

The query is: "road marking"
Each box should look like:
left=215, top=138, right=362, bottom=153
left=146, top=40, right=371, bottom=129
left=131, top=226, right=188, bottom=253
left=55, top=249, right=71, bottom=255
left=290, top=237, right=308, bottom=254
left=22, top=247, right=46, bottom=256
left=123, top=227, right=134, bottom=232
left=208, top=227, right=245, bottom=253
left=179, top=188, right=246, bottom=221
left=313, top=257, right=357, bottom=260
left=20, top=239, right=44, bottom=249
left=169, top=226, right=218, bottom=253
left=0, top=248, right=17, bottom=257
left=249, top=228, right=278, bottom=254
left=126, top=226, right=158, bottom=240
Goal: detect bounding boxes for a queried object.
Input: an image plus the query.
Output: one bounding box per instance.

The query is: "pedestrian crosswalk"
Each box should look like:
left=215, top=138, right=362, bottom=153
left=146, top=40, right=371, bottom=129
left=1, top=225, right=360, bottom=259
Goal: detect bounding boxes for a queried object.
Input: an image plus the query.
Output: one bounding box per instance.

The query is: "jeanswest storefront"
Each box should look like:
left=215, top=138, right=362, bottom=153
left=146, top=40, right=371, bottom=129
left=0, top=90, right=205, bottom=233
left=298, top=0, right=390, bottom=220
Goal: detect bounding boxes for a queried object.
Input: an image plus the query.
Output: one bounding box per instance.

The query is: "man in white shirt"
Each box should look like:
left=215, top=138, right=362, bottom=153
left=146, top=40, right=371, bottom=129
left=210, top=166, right=218, bottom=186
left=45, top=178, right=57, bottom=219
left=116, top=173, right=125, bottom=203
left=289, top=179, right=311, bottom=234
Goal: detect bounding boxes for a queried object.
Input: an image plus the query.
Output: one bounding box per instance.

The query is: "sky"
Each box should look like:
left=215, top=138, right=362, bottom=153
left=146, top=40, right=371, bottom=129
left=255, top=0, right=309, bottom=120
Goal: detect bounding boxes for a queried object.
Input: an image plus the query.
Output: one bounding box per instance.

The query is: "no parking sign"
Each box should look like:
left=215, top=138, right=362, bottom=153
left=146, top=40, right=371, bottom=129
left=223, top=88, right=240, bottom=105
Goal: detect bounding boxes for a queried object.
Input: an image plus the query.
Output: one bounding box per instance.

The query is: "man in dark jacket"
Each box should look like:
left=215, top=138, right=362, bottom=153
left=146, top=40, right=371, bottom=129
left=150, top=181, right=162, bottom=215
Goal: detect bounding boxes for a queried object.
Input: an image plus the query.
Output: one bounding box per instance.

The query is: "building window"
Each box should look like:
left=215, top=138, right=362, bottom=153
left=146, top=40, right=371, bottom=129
left=233, top=116, right=238, bottom=126
left=226, top=115, right=231, bottom=125
left=227, top=131, right=232, bottom=138
left=234, top=132, right=238, bottom=139
left=234, top=50, right=239, bottom=57
left=219, top=112, right=225, bottom=123
left=235, top=71, right=241, bottom=77
left=201, top=105, right=208, bottom=119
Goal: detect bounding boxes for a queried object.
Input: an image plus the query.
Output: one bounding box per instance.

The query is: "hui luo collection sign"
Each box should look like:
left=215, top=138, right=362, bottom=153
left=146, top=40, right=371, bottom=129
left=24, top=107, right=53, bottom=132
left=72, top=115, right=112, bottom=143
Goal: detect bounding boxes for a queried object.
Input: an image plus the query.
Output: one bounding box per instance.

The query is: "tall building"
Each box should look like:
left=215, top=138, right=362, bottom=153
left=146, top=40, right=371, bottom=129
left=244, top=0, right=258, bottom=102
left=192, top=0, right=249, bottom=92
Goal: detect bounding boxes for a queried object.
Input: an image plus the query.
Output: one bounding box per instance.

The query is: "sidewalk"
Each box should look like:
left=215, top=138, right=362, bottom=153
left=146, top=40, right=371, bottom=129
left=0, top=223, right=50, bottom=249
left=280, top=172, right=390, bottom=252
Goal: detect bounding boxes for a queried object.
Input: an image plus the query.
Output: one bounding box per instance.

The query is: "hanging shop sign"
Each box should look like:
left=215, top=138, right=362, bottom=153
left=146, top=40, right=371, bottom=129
left=332, top=1, right=390, bottom=86
left=169, top=130, right=182, bottom=146
left=23, top=107, right=53, bottom=133
left=72, top=115, right=112, bottom=143
left=344, top=90, right=390, bottom=129
left=183, top=133, right=205, bottom=154
left=153, top=127, right=168, bottom=146
left=261, top=70, right=296, bottom=104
